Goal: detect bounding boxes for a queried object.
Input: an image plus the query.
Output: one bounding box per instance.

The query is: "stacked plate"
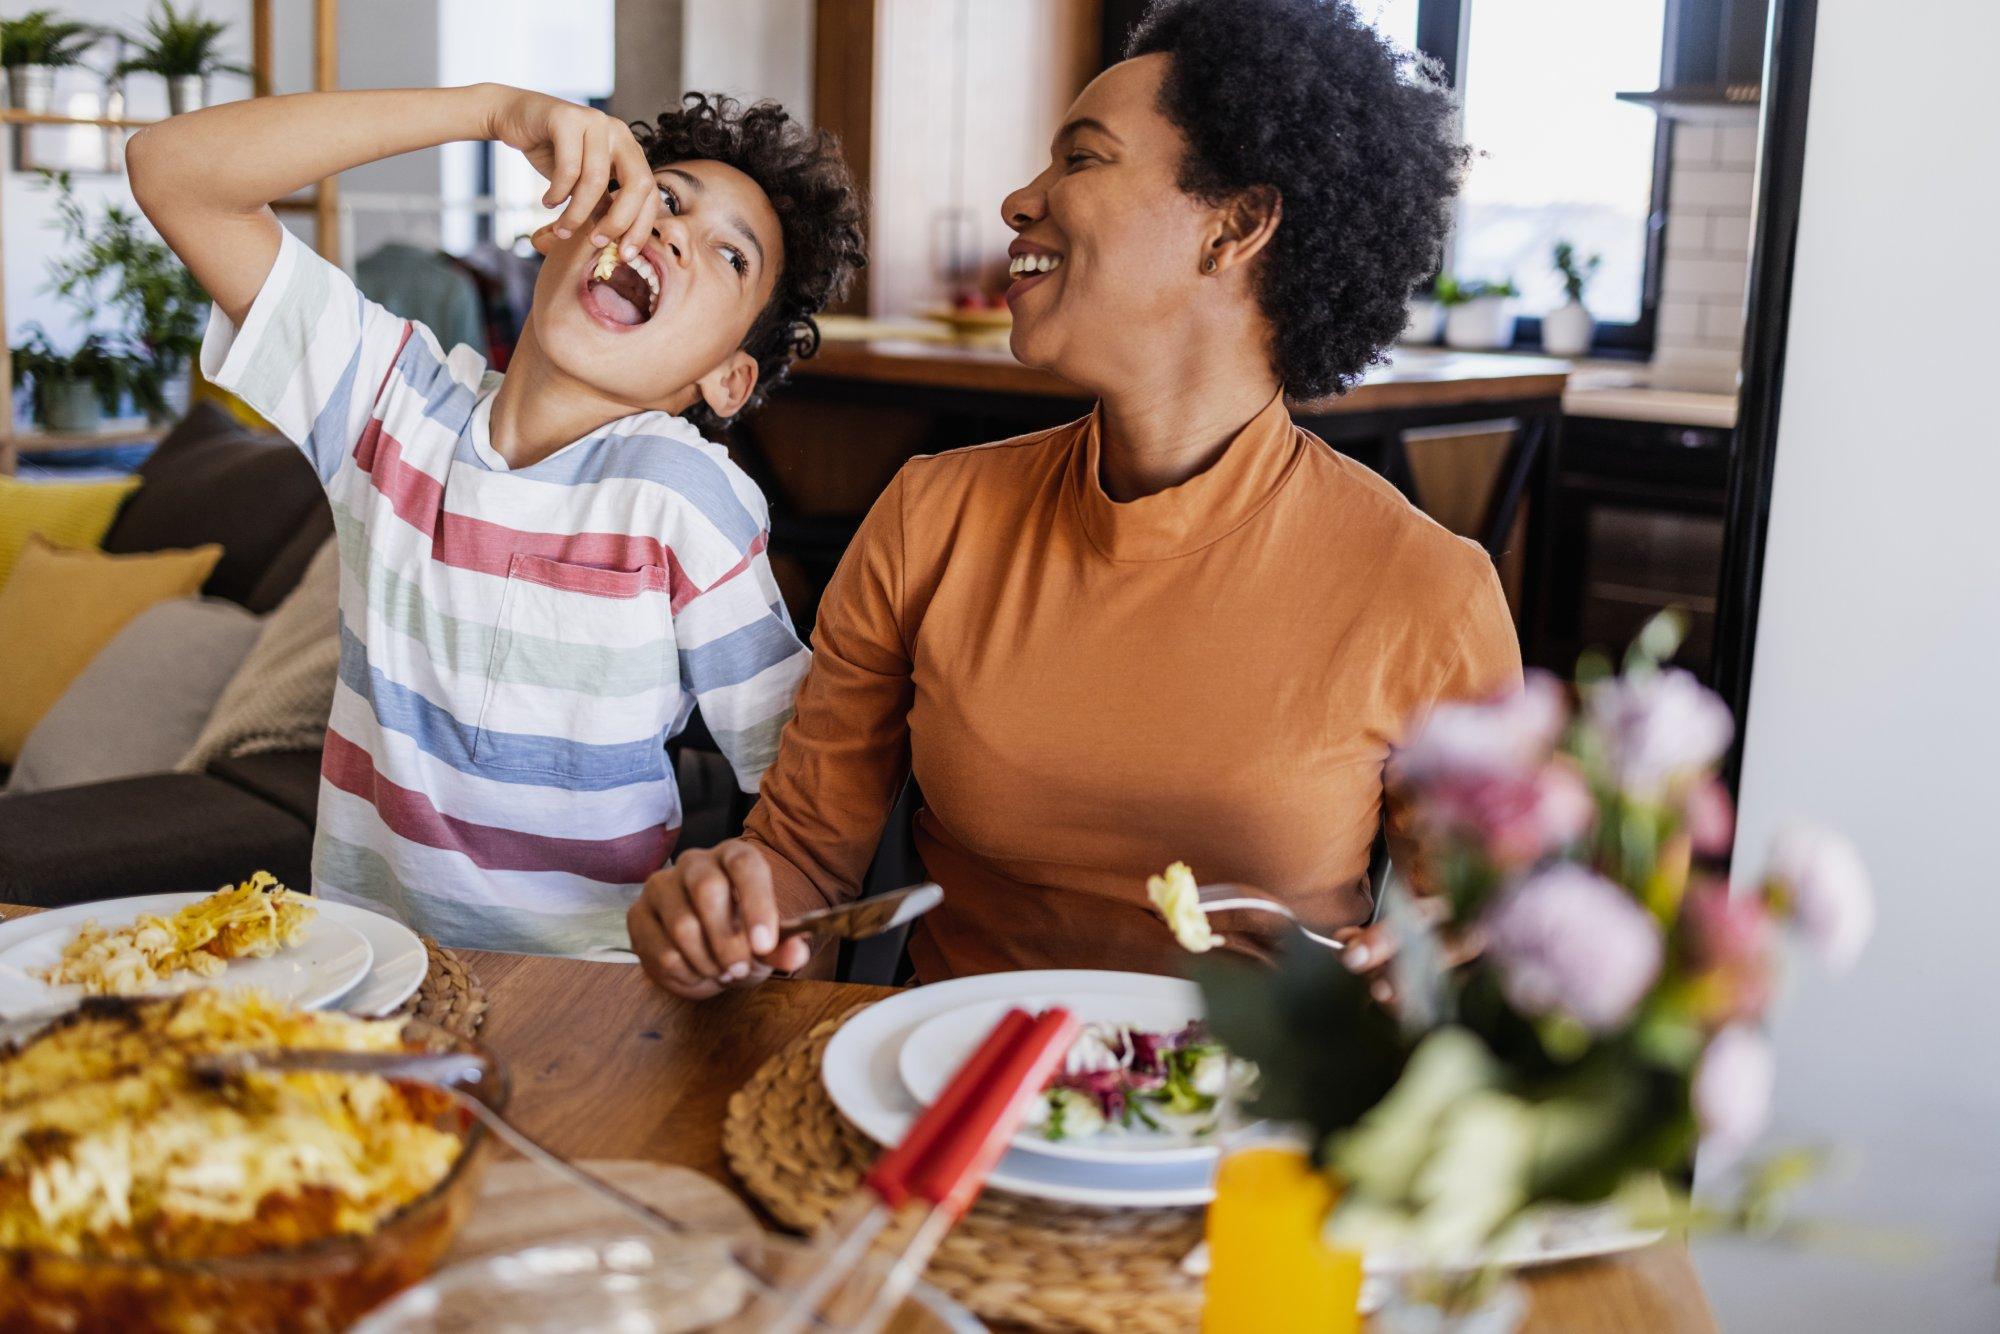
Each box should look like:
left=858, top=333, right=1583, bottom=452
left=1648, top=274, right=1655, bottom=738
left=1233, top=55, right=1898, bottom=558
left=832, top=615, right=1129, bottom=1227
left=822, top=967, right=1668, bottom=1280
left=822, top=968, right=1228, bottom=1208
left=0, top=893, right=430, bottom=1022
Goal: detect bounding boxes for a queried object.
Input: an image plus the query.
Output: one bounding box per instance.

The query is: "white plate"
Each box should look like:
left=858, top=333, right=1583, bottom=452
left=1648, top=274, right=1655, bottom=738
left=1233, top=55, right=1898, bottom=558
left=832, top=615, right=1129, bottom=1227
left=822, top=969, right=1219, bottom=1208
left=0, top=893, right=374, bottom=1019
left=898, top=992, right=1229, bottom=1168
left=0, top=895, right=428, bottom=1019
left=1183, top=1198, right=1665, bottom=1285
left=315, top=899, right=430, bottom=1017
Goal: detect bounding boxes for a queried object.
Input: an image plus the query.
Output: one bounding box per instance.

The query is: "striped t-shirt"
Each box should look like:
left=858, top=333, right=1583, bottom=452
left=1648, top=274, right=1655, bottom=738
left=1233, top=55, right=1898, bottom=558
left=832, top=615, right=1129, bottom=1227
left=201, top=228, right=810, bottom=955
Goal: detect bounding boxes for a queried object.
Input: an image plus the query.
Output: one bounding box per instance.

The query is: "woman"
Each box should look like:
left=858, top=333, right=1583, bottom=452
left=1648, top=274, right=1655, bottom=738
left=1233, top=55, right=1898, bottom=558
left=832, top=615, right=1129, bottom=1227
left=629, top=0, right=1519, bottom=997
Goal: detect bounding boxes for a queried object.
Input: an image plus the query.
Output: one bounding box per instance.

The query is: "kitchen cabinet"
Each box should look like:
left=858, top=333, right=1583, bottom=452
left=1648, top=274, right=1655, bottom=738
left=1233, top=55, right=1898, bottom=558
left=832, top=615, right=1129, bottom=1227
left=1540, top=415, right=1732, bottom=678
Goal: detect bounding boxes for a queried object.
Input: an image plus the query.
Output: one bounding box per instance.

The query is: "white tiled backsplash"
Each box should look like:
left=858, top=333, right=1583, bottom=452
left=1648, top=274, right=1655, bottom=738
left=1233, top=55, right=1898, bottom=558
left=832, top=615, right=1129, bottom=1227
left=1654, top=122, right=1758, bottom=392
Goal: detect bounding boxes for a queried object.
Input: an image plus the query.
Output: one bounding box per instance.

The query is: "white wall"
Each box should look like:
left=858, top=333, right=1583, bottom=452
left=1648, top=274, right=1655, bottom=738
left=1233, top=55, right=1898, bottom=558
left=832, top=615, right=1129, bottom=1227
left=1654, top=120, right=1757, bottom=393
left=679, top=0, right=812, bottom=119
left=1693, top=1, right=2000, bottom=1328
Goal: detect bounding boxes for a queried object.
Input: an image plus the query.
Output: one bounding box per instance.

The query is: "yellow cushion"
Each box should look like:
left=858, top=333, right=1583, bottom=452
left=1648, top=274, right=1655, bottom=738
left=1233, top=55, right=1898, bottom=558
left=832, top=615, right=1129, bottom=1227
left=0, top=475, right=141, bottom=589
left=0, top=535, right=222, bottom=763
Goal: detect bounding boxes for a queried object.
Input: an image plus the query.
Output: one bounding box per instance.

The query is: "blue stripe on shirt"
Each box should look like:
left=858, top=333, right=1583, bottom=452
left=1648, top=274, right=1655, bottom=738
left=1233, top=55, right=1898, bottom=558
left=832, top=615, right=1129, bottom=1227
left=338, top=623, right=667, bottom=789
left=677, top=612, right=807, bottom=694
left=448, top=426, right=764, bottom=552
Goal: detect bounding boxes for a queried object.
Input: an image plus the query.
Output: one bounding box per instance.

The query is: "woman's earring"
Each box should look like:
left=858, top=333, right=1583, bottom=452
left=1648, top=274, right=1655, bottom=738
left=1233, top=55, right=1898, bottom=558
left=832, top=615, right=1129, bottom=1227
left=1203, top=256, right=1218, bottom=274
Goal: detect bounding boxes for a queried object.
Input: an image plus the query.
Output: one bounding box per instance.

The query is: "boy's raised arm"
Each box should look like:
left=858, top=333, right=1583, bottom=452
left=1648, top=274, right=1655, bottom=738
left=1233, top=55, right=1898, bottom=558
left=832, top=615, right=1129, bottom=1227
left=126, top=84, right=661, bottom=326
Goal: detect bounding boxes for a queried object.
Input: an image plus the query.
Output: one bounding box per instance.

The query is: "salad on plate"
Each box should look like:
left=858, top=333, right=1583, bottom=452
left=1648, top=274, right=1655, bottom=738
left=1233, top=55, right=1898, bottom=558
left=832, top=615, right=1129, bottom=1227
left=1028, top=1019, right=1256, bottom=1142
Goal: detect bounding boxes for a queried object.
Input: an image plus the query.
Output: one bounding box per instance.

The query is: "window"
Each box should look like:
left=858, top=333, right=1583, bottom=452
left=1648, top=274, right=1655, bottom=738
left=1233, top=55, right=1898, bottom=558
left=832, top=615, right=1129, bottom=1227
left=1360, top=0, right=1670, bottom=352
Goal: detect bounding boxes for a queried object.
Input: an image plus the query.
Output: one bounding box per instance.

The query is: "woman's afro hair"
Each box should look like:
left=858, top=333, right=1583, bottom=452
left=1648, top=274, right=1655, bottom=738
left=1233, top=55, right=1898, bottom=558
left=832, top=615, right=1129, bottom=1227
left=632, top=93, right=867, bottom=431
left=1127, top=0, right=1468, bottom=398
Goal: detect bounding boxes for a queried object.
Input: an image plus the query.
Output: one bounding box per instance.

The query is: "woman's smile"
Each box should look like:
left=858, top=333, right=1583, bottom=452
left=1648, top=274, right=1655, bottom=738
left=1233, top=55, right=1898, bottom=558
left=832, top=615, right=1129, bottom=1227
left=1005, top=239, right=1065, bottom=306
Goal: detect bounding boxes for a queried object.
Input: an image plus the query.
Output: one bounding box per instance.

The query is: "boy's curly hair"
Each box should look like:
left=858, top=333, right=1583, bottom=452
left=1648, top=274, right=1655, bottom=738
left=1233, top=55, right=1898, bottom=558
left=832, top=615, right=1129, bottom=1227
left=1127, top=0, right=1467, bottom=399
left=632, top=93, right=866, bottom=432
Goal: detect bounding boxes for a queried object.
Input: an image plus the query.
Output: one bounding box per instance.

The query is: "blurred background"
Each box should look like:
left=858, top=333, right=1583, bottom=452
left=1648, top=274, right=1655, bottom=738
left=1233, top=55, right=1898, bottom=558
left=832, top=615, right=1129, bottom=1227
left=3, top=0, right=1762, bottom=683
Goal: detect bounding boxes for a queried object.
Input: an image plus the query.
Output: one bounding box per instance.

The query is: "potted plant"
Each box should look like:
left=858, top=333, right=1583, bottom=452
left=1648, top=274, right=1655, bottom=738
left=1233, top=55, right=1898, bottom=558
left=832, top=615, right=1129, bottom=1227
left=1542, top=241, right=1602, bottom=357
left=1436, top=277, right=1519, bottom=351
left=0, top=9, right=101, bottom=114
left=43, top=171, right=206, bottom=420
left=116, top=1, right=247, bottom=116
left=11, top=327, right=137, bottom=432
left=1402, top=278, right=1443, bottom=346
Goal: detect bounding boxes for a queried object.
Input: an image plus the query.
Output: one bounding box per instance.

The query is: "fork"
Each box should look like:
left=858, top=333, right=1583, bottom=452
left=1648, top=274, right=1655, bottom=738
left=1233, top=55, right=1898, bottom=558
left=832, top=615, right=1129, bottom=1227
left=1194, top=884, right=1346, bottom=951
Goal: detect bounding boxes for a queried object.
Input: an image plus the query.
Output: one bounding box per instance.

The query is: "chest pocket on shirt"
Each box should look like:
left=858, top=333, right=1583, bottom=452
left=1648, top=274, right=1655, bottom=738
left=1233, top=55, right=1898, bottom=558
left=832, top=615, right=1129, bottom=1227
left=471, top=553, right=675, bottom=784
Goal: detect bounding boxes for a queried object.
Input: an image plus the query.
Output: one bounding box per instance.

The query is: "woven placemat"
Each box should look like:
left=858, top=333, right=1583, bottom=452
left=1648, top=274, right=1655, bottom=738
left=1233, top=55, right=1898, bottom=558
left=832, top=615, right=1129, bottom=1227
left=723, top=1007, right=1204, bottom=1334
left=399, top=938, right=487, bottom=1039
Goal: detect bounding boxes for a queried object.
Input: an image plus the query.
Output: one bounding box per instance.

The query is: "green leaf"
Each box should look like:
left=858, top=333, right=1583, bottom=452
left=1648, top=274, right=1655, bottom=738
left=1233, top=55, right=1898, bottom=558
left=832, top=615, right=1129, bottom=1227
left=1192, top=937, right=1409, bottom=1151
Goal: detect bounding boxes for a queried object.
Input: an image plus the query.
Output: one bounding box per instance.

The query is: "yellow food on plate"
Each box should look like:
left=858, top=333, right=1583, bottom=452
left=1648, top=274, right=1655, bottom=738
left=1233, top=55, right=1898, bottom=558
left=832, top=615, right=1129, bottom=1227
left=1147, top=861, right=1220, bottom=953
left=0, top=988, right=464, bottom=1260
left=38, top=870, right=316, bottom=996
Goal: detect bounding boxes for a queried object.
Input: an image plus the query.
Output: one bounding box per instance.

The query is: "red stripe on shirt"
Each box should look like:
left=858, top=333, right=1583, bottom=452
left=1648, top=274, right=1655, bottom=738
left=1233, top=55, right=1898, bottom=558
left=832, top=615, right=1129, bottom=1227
left=352, top=420, right=701, bottom=606
left=321, top=729, right=676, bottom=883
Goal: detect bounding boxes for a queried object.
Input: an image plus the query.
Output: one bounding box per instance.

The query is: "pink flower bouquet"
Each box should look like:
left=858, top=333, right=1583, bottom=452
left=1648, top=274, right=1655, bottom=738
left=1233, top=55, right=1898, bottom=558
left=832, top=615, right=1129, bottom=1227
left=1193, top=616, right=1874, bottom=1266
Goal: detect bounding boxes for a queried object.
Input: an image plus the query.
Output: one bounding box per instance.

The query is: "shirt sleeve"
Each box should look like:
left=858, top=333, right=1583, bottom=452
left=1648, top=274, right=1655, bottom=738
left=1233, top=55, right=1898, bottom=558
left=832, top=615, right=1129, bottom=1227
left=738, top=468, right=918, bottom=918
left=1383, top=557, right=1525, bottom=894
left=674, top=544, right=811, bottom=792
left=199, top=227, right=413, bottom=486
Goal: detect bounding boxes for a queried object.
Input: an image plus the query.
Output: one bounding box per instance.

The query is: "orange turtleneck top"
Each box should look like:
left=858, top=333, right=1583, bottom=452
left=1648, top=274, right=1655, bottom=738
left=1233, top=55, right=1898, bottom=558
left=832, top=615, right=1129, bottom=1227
left=741, top=395, right=1522, bottom=980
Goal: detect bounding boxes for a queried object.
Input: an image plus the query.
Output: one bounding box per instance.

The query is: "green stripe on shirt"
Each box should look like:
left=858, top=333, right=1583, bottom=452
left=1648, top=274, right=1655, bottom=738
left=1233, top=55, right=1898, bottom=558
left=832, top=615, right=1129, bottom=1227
left=234, top=244, right=334, bottom=414
left=333, top=501, right=673, bottom=698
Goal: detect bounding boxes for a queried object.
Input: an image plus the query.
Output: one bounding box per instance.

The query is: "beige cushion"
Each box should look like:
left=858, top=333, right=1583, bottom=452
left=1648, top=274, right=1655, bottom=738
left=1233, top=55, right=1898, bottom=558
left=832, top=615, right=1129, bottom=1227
left=7, top=598, right=263, bottom=793
left=178, top=537, right=340, bottom=772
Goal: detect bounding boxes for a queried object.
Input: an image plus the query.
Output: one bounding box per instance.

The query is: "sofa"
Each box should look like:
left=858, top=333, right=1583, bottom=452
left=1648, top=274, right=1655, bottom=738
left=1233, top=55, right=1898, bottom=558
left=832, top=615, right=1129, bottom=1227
left=0, top=403, right=752, bottom=910
left=0, top=405, right=334, bottom=906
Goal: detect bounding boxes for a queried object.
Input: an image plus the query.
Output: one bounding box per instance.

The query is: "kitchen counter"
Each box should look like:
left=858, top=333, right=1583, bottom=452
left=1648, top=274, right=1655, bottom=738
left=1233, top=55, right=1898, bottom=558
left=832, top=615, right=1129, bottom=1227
left=802, top=328, right=1570, bottom=416
left=1561, top=361, right=1739, bottom=429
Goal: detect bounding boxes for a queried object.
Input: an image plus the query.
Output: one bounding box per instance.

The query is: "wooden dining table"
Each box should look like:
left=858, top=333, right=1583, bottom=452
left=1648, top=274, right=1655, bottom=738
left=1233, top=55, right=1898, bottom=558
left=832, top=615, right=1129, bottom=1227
left=0, top=901, right=1718, bottom=1331
left=469, top=949, right=1716, bottom=1333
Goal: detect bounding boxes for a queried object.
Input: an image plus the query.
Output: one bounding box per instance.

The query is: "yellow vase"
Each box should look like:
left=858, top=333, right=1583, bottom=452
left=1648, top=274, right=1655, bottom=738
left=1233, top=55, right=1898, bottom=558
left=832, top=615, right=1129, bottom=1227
left=1203, top=1143, right=1363, bottom=1333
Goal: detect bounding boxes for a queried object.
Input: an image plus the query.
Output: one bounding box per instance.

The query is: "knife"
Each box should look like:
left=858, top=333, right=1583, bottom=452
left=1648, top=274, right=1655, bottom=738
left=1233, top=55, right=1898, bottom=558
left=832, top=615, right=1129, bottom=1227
left=776, top=882, right=944, bottom=943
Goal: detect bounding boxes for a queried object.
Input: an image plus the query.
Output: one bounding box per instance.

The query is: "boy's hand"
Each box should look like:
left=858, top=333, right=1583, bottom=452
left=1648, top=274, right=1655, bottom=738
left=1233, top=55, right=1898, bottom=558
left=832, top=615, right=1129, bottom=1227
left=483, top=86, right=658, bottom=258
left=629, top=840, right=814, bottom=1001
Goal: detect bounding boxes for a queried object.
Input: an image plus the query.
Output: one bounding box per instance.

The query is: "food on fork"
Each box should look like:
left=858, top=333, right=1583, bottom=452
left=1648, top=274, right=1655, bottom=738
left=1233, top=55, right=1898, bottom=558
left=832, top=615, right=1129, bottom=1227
left=592, top=239, right=620, bottom=282
left=37, top=870, right=317, bottom=996
left=1027, top=1020, right=1255, bottom=1142
left=0, top=988, right=463, bottom=1260
left=1147, top=861, right=1220, bottom=953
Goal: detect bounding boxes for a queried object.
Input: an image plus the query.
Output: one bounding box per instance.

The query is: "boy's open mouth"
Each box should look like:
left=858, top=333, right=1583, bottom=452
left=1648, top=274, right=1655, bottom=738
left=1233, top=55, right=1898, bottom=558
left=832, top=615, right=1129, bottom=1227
left=584, top=244, right=661, bottom=328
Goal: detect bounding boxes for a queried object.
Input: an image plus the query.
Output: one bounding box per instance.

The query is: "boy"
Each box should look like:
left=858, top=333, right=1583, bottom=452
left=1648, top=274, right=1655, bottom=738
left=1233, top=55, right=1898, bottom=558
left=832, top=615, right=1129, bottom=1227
left=127, top=84, right=864, bottom=954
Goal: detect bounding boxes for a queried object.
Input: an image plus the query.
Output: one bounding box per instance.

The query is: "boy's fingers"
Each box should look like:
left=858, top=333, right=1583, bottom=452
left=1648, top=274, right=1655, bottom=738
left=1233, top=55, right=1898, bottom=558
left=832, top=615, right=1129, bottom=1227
left=559, top=128, right=612, bottom=243
left=721, top=844, right=780, bottom=955
left=686, top=871, right=751, bottom=974
left=600, top=133, right=657, bottom=257
left=526, top=223, right=558, bottom=256
left=540, top=127, right=582, bottom=212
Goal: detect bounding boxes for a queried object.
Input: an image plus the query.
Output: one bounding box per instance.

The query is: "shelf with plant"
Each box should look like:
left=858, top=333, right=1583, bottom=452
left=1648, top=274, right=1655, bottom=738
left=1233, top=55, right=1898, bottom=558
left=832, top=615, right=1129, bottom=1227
left=43, top=171, right=206, bottom=421
left=9, top=328, right=142, bottom=434
left=0, top=9, right=104, bottom=116
left=116, top=1, right=249, bottom=117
